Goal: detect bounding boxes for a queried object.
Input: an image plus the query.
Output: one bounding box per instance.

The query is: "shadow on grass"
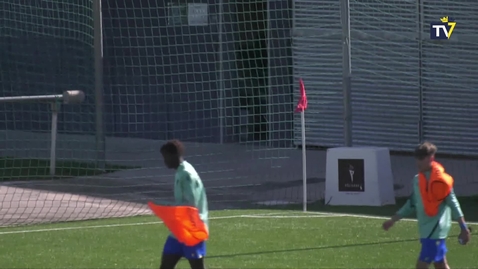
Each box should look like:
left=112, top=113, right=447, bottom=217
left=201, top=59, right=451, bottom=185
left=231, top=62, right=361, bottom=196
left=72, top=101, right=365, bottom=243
left=208, top=237, right=420, bottom=259
left=256, top=196, right=478, bottom=223
left=209, top=232, right=471, bottom=259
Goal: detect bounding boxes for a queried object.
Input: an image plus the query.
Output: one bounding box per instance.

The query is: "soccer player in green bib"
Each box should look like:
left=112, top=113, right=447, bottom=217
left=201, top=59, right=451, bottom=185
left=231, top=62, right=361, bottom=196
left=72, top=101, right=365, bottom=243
left=382, top=142, right=471, bottom=269
left=159, top=140, right=209, bottom=269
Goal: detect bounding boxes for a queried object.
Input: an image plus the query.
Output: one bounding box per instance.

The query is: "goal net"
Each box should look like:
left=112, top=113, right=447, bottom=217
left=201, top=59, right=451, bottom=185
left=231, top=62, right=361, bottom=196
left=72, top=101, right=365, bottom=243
left=0, top=0, right=302, bottom=227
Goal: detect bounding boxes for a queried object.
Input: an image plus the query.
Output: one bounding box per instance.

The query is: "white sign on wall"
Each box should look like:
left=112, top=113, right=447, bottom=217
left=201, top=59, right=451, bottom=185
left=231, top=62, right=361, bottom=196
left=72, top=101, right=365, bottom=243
left=325, top=147, right=396, bottom=206
left=188, top=3, right=208, bottom=26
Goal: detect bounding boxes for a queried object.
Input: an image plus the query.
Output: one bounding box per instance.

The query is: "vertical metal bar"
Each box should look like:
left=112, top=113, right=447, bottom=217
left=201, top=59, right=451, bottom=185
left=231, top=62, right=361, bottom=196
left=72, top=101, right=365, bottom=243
left=417, top=0, right=424, bottom=143
left=94, top=0, right=106, bottom=169
left=50, top=103, right=59, bottom=177
left=291, top=0, right=299, bottom=150
left=218, top=0, right=225, bottom=144
left=291, top=0, right=307, bottom=211
left=301, top=111, right=307, bottom=211
left=267, top=0, right=272, bottom=147
left=340, top=0, right=352, bottom=147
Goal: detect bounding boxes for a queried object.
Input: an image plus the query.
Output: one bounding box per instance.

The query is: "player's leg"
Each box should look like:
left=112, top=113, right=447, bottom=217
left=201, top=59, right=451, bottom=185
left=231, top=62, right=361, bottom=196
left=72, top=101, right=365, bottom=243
left=433, top=257, right=450, bottom=269
left=417, top=239, right=434, bottom=269
left=417, top=238, right=448, bottom=269
left=416, top=259, right=430, bottom=269
left=160, top=236, right=184, bottom=269
left=432, top=240, right=449, bottom=269
left=159, top=254, right=182, bottom=269
left=183, top=241, right=207, bottom=269
left=187, top=258, right=206, bottom=269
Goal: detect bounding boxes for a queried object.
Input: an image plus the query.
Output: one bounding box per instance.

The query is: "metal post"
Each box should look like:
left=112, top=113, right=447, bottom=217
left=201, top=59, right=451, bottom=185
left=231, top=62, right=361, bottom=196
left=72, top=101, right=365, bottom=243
left=94, top=0, right=106, bottom=169
left=417, top=0, right=424, bottom=143
left=301, top=111, right=307, bottom=211
left=218, top=0, right=225, bottom=144
left=267, top=0, right=272, bottom=147
left=0, top=91, right=85, bottom=177
left=340, top=0, right=353, bottom=147
left=50, top=103, right=59, bottom=177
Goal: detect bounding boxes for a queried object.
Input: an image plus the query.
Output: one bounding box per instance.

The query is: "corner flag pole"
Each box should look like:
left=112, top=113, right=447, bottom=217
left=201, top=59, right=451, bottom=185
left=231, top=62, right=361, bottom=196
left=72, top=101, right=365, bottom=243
left=295, top=79, right=308, bottom=212
left=301, top=110, right=307, bottom=212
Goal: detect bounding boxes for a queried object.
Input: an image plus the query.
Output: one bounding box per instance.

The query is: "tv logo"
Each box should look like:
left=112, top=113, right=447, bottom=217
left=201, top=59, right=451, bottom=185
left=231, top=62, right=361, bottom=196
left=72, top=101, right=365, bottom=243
left=430, top=16, right=456, bottom=40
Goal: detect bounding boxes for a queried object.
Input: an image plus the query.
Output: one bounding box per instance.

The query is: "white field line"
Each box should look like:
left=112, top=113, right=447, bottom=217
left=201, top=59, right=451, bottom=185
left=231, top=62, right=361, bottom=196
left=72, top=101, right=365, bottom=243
left=2, top=210, right=475, bottom=236
left=241, top=214, right=343, bottom=219
left=0, top=211, right=331, bottom=236
left=304, top=211, right=478, bottom=225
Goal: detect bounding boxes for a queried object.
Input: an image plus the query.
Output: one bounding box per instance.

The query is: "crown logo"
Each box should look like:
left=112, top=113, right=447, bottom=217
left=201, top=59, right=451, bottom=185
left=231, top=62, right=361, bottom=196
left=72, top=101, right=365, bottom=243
left=440, top=16, right=449, bottom=23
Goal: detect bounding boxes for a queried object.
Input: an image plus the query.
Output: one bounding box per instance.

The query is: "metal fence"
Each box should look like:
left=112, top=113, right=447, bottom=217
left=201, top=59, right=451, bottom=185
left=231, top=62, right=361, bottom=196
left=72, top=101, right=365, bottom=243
left=293, top=0, right=478, bottom=156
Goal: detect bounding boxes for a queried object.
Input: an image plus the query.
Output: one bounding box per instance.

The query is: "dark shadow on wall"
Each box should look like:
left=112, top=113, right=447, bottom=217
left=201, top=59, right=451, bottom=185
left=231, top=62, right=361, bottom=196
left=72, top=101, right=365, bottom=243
left=102, top=0, right=221, bottom=142
left=235, top=0, right=269, bottom=143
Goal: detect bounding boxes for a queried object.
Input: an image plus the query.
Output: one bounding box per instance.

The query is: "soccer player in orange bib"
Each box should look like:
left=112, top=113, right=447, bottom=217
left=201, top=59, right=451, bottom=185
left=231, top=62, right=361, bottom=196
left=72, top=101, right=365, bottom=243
left=382, top=142, right=471, bottom=269
left=158, top=140, right=209, bottom=269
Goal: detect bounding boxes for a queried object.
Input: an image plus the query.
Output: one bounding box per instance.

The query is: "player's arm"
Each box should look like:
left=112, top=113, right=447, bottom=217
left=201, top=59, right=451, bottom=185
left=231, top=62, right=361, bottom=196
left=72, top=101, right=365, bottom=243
left=383, top=177, right=417, bottom=231
left=383, top=193, right=415, bottom=230
left=394, top=189, right=416, bottom=220
left=445, top=189, right=468, bottom=230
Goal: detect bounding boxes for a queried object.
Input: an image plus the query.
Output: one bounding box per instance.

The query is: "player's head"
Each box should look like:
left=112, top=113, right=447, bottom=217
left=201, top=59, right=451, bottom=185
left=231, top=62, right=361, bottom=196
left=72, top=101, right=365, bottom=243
left=414, top=141, right=437, bottom=172
left=160, top=140, right=185, bottom=169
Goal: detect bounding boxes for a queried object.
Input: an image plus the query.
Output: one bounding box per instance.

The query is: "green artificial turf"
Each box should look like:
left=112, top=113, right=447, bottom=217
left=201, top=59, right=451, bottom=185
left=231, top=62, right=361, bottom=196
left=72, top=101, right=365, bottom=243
left=0, top=208, right=476, bottom=268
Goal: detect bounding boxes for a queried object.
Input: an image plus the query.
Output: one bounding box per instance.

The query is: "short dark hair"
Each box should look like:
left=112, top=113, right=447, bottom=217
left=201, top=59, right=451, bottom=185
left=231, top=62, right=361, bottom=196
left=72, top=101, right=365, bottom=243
left=414, top=141, right=437, bottom=159
left=160, top=139, right=185, bottom=156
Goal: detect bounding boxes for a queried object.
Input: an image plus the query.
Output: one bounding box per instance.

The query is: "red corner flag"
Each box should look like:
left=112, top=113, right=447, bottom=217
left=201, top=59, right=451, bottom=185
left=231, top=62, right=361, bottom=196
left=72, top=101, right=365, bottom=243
left=295, top=78, right=308, bottom=113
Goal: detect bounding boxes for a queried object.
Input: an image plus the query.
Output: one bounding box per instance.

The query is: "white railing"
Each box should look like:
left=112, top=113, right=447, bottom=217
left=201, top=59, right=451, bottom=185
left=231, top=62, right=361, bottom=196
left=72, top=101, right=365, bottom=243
left=0, top=90, right=85, bottom=176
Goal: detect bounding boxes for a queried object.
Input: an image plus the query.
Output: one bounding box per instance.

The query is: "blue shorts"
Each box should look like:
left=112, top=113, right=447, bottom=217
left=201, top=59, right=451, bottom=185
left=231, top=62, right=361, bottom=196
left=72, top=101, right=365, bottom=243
left=418, top=238, right=447, bottom=264
left=162, top=236, right=206, bottom=260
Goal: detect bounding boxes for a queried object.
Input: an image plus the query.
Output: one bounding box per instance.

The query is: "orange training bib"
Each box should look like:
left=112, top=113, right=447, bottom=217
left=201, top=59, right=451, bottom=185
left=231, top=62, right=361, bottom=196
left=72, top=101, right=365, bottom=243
left=418, top=161, right=453, bottom=217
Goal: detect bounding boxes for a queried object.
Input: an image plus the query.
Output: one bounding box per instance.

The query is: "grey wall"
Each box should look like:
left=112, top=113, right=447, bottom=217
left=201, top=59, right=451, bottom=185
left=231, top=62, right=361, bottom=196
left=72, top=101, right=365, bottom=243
left=292, top=0, right=478, bottom=155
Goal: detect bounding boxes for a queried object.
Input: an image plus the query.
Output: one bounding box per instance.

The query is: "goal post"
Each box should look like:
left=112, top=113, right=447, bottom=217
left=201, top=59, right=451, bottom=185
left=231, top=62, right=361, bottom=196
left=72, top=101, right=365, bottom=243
left=93, top=0, right=106, bottom=171
left=0, top=90, right=85, bottom=177
left=1, top=0, right=299, bottom=227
